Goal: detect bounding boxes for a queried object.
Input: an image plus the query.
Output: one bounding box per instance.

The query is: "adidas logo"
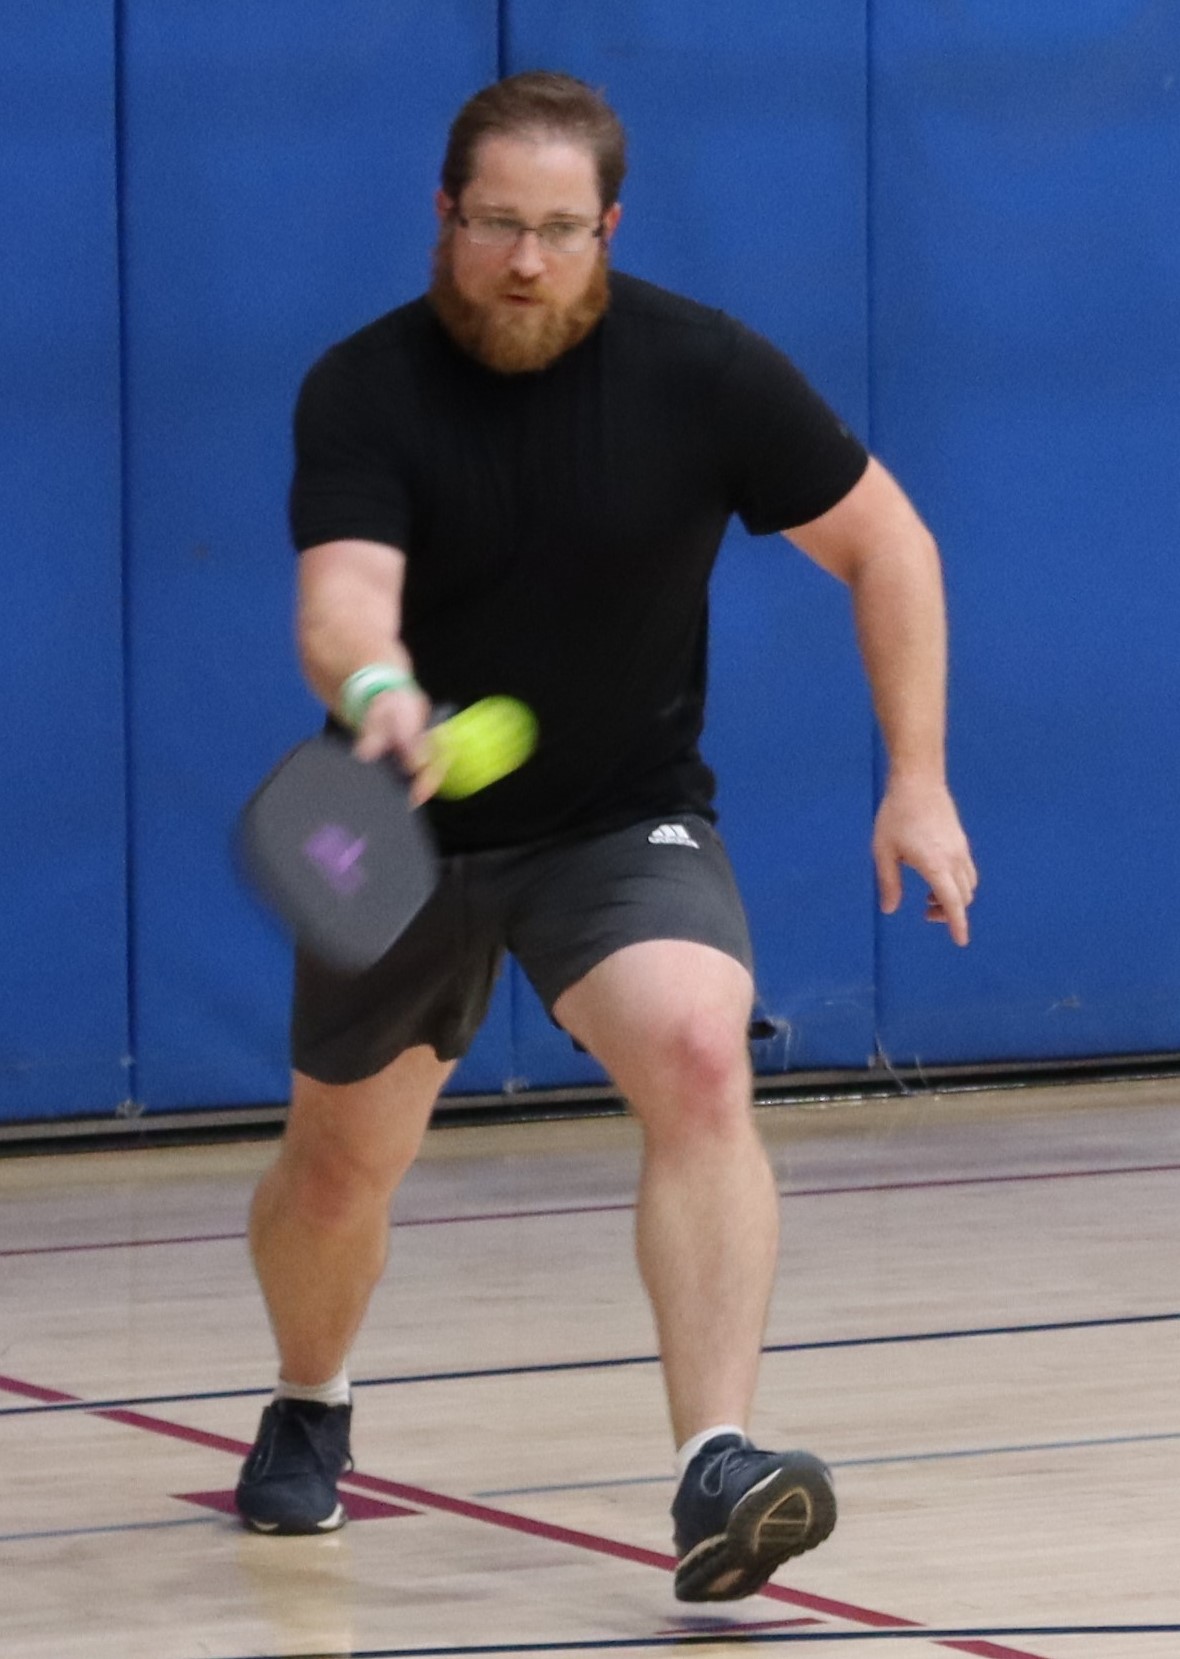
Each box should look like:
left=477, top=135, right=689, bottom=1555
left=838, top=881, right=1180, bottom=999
left=648, top=823, right=700, bottom=849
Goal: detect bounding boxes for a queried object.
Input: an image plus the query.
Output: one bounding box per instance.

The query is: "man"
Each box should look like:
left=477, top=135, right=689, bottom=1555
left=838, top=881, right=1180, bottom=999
left=235, top=71, right=976, bottom=1602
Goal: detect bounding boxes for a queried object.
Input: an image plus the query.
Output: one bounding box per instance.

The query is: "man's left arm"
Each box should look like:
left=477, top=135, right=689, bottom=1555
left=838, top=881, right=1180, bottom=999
left=784, top=456, right=978, bottom=945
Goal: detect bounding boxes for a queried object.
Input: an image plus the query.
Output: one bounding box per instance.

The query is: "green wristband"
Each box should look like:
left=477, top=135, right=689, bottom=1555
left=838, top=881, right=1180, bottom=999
left=338, top=664, right=417, bottom=731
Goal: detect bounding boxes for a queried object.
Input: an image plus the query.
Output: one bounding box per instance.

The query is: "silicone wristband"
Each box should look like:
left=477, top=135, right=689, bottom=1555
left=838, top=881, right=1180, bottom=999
left=338, top=664, right=417, bottom=731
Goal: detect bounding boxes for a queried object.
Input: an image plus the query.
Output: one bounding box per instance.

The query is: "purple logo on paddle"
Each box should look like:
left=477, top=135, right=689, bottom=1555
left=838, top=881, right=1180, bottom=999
left=303, top=824, right=368, bottom=896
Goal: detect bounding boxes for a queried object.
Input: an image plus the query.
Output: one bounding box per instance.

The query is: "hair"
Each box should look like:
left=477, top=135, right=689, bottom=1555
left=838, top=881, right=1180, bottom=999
left=441, top=71, right=627, bottom=210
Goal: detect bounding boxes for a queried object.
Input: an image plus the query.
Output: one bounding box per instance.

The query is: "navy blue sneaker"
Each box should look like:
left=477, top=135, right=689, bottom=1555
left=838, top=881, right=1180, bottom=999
left=672, top=1433, right=836, bottom=1601
left=235, top=1398, right=353, bottom=1534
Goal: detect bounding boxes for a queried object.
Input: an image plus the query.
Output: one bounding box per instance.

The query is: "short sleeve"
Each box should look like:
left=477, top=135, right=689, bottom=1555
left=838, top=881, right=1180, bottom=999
left=717, top=321, right=869, bottom=534
left=288, top=346, right=414, bottom=554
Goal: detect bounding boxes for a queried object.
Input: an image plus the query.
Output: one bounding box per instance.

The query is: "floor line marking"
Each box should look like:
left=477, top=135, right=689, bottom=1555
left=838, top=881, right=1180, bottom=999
left=11, top=1375, right=1173, bottom=1493
left=197, top=1627, right=1168, bottom=1658
left=3, top=1311, right=1176, bottom=1419
left=0, top=1367, right=1051, bottom=1659
left=472, top=1428, right=1180, bottom=1496
left=220, top=1636, right=1173, bottom=1657
left=0, top=1515, right=218, bottom=1543
left=3, top=1158, right=1178, bottom=1259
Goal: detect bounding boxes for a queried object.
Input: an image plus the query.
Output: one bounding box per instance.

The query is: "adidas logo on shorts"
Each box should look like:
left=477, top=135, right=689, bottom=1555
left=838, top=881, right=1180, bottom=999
left=648, top=823, right=700, bottom=849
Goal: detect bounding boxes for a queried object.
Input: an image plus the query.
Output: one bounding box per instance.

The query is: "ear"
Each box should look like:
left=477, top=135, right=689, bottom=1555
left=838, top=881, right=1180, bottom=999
left=435, top=189, right=455, bottom=225
left=602, top=202, right=623, bottom=244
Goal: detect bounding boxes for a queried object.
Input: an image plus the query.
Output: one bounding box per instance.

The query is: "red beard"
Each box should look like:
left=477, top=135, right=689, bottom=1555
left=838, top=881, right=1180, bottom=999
left=428, top=242, right=609, bottom=374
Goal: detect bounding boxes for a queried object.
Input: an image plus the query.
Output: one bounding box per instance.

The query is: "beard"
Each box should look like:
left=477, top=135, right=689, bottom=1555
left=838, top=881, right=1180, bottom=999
left=428, top=239, right=610, bottom=374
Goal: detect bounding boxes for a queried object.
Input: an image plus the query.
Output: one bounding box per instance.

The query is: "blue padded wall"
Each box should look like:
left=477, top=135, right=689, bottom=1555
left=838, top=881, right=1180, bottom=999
left=0, top=9, right=130, bottom=1121
left=121, top=2, right=503, bottom=1108
left=7, top=5, right=1180, bottom=1123
left=504, top=0, right=877, bottom=1087
left=871, top=2, right=1180, bottom=1064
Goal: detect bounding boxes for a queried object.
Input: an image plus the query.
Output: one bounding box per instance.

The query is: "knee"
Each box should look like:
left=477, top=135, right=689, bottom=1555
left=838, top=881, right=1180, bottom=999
left=270, top=1133, right=393, bottom=1234
left=640, top=1013, right=751, bottom=1135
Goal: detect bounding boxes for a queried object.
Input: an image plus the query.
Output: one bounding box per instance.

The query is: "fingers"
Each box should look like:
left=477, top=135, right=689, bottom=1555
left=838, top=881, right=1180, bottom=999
left=875, top=850, right=903, bottom=917
left=874, top=782, right=978, bottom=946
left=407, top=735, right=448, bottom=806
left=354, top=707, right=448, bottom=806
left=955, top=848, right=980, bottom=911
left=882, top=858, right=971, bottom=944
left=352, top=724, right=397, bottom=763
left=351, top=686, right=431, bottom=769
left=920, top=840, right=979, bottom=944
left=925, top=878, right=970, bottom=947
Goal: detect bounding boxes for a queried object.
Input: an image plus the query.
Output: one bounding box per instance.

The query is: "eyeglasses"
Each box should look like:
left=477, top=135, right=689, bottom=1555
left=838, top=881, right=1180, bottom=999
left=454, top=211, right=604, bottom=255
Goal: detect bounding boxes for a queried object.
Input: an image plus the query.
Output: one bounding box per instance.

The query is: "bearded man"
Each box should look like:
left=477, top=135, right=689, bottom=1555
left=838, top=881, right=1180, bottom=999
left=235, top=71, right=976, bottom=1602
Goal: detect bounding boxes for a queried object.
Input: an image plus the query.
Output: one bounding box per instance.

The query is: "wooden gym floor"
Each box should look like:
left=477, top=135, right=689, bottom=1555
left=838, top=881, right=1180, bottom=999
left=0, top=1075, right=1177, bottom=1658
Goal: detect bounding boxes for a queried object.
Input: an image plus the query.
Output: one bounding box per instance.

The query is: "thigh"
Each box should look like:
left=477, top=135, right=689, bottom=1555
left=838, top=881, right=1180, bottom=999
left=292, top=857, right=504, bottom=1083
left=283, top=1045, right=457, bottom=1190
left=507, top=813, right=754, bottom=1016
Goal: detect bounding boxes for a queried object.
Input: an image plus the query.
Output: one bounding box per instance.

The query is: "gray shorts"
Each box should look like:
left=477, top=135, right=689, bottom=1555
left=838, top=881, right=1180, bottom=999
left=291, top=813, right=753, bottom=1084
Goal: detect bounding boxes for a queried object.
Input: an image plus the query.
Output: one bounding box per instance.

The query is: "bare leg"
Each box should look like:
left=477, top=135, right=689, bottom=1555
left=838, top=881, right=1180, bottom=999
left=554, top=942, right=778, bottom=1445
left=249, top=1044, right=455, bottom=1384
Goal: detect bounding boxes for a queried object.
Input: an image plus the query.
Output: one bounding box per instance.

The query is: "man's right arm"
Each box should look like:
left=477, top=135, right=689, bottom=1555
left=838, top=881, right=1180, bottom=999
left=297, top=538, right=433, bottom=776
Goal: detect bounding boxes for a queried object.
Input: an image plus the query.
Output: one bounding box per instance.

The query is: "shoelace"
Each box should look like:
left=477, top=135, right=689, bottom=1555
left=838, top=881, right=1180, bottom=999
left=251, top=1404, right=353, bottom=1480
left=698, top=1444, right=754, bottom=1498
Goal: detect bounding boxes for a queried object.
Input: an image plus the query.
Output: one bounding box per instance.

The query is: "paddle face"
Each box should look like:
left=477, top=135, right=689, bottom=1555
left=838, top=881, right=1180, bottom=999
left=238, top=731, right=437, bottom=973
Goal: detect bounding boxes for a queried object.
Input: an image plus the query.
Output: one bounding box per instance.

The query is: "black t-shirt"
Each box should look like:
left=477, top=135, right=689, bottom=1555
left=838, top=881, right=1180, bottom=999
left=289, top=271, right=868, bottom=852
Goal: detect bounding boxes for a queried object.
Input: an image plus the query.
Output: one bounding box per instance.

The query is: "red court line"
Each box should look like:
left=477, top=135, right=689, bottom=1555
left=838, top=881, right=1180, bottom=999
left=3, top=1158, right=1178, bottom=1260
left=0, top=1374, right=75, bottom=1405
left=0, top=1370, right=1049, bottom=1659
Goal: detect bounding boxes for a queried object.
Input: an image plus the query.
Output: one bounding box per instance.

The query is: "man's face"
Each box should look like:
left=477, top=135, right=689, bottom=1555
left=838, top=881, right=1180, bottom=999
left=431, top=133, right=622, bottom=373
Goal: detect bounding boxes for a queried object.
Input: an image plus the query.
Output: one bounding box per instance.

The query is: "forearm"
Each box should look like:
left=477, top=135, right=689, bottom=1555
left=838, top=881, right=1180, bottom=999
left=787, top=460, right=973, bottom=938
left=849, top=529, right=949, bottom=786
left=296, top=540, right=414, bottom=714
left=300, top=619, right=415, bottom=714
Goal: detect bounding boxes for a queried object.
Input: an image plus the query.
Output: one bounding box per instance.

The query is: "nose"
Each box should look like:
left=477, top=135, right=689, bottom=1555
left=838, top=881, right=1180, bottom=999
left=508, top=230, right=547, bottom=279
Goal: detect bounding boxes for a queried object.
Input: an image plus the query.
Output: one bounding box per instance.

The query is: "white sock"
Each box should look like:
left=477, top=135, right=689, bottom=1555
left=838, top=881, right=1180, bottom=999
left=675, top=1423, right=748, bottom=1482
left=275, top=1367, right=351, bottom=1408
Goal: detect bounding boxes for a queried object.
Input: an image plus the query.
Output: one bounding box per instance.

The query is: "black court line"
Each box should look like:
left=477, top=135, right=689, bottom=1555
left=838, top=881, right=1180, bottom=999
left=0, top=1516, right=217, bottom=1544
left=202, top=1626, right=1180, bottom=1658
left=2, top=1309, right=1176, bottom=1420
left=475, top=1428, right=1180, bottom=1497
left=3, top=1157, right=1179, bottom=1260
left=0, top=1429, right=1173, bottom=1530
left=0, top=1429, right=1171, bottom=1537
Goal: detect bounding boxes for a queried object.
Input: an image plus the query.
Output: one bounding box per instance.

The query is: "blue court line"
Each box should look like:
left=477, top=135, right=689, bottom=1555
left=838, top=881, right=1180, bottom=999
left=0, top=1515, right=218, bottom=1544
left=1, top=1309, right=1176, bottom=1421
left=207, top=1627, right=1180, bottom=1657
left=474, top=1428, right=1180, bottom=1497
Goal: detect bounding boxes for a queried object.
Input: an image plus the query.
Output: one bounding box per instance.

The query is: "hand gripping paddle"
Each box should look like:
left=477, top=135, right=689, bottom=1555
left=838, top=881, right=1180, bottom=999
left=238, top=697, right=537, bottom=973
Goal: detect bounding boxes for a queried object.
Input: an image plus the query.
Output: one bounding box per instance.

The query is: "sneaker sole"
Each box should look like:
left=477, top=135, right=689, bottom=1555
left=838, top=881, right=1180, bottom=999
left=239, top=1500, right=347, bottom=1536
left=673, top=1459, right=836, bottom=1602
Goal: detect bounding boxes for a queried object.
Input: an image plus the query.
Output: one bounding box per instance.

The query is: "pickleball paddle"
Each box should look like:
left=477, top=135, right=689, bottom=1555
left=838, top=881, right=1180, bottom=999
left=238, top=697, right=537, bottom=972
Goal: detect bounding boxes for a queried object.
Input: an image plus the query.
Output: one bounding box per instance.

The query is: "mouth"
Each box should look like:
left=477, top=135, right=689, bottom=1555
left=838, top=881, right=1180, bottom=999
left=501, top=291, right=545, bottom=306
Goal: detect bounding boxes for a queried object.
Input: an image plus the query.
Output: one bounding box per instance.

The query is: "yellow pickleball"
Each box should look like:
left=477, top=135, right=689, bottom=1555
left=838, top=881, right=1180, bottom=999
left=433, top=697, right=539, bottom=799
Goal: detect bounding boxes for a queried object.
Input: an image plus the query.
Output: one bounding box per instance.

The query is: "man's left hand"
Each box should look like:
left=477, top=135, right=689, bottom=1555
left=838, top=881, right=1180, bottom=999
left=872, top=778, right=977, bottom=946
